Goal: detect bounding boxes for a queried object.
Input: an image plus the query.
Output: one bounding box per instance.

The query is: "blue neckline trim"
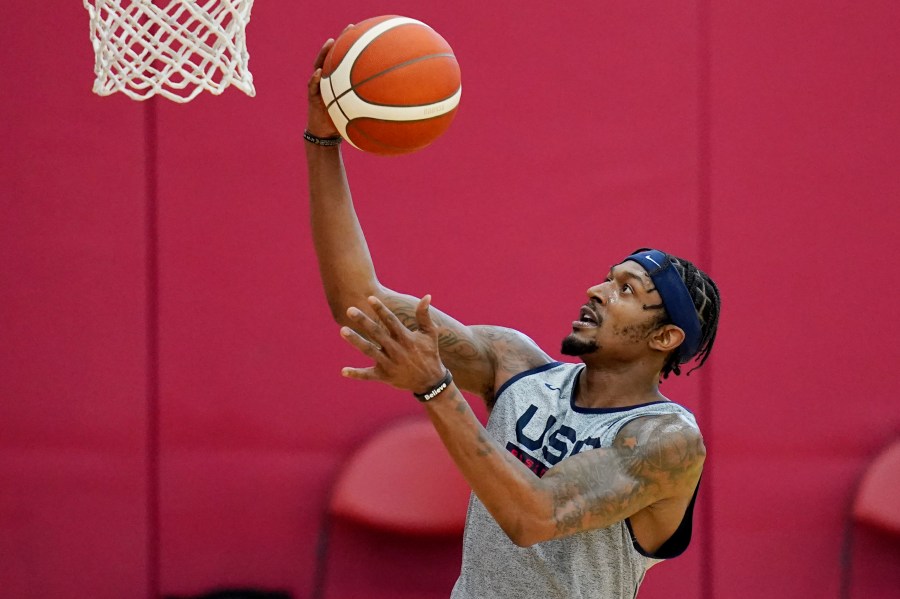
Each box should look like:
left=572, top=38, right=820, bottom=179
left=569, top=366, right=674, bottom=414
left=571, top=398, right=673, bottom=414
left=494, top=361, right=563, bottom=400
left=494, top=362, right=690, bottom=416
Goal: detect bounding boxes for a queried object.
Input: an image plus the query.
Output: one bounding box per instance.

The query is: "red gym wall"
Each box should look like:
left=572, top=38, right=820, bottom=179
left=2, top=2, right=898, bottom=598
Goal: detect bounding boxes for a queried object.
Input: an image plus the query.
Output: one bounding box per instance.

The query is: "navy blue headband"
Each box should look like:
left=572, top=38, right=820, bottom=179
left=625, top=249, right=702, bottom=362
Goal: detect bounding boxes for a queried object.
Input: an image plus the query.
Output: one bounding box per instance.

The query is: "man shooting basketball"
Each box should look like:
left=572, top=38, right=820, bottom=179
left=305, top=37, right=721, bottom=599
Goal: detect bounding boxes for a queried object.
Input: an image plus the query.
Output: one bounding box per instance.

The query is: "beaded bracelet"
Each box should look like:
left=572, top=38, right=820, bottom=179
left=303, top=130, right=343, bottom=146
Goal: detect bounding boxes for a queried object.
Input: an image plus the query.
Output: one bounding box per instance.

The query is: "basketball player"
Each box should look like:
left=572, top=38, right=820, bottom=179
left=305, top=38, right=721, bottom=599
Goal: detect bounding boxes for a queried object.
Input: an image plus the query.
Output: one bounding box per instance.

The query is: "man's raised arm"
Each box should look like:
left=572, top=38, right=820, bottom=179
left=305, top=38, right=379, bottom=321
left=304, top=39, right=551, bottom=403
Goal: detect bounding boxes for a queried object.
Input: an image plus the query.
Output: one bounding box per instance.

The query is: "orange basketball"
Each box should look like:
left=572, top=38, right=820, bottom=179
left=320, top=16, right=462, bottom=155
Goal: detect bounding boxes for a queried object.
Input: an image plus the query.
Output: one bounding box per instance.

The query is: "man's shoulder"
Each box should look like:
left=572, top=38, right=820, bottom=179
left=471, top=325, right=554, bottom=366
left=618, top=409, right=703, bottom=442
left=468, top=325, right=556, bottom=408
left=614, top=412, right=706, bottom=485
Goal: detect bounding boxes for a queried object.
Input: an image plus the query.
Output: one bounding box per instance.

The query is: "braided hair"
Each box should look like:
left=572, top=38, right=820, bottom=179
left=632, top=248, right=721, bottom=379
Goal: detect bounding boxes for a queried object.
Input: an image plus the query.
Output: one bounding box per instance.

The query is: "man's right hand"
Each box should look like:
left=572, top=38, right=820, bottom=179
left=306, top=38, right=340, bottom=138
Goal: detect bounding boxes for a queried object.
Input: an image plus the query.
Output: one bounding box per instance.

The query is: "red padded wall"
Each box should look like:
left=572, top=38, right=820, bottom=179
left=0, top=3, right=150, bottom=597
left=708, top=2, right=900, bottom=597
left=2, top=1, right=898, bottom=598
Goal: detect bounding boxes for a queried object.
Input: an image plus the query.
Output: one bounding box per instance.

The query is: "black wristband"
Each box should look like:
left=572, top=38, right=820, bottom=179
left=303, top=130, right=343, bottom=146
left=414, top=370, right=454, bottom=402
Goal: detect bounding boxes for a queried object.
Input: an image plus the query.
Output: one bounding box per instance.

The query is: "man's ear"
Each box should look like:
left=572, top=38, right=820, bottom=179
left=649, top=324, right=685, bottom=353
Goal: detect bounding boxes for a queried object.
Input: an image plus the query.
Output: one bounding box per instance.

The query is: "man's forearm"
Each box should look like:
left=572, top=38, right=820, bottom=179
left=306, top=144, right=380, bottom=321
left=423, top=385, right=554, bottom=546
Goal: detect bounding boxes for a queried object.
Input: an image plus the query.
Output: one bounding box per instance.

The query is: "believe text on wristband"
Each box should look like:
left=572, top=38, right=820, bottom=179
left=414, top=370, right=454, bottom=402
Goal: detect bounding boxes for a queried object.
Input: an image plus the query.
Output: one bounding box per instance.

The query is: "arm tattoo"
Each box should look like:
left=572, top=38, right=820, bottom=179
left=476, top=326, right=545, bottom=374
left=548, top=415, right=705, bottom=536
left=383, top=297, right=483, bottom=364
left=381, top=296, right=550, bottom=404
left=383, top=300, right=419, bottom=331
left=475, top=431, right=495, bottom=457
left=438, top=330, right=485, bottom=363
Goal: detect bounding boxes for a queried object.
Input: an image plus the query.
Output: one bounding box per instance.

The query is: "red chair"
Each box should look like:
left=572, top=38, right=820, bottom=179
left=311, top=417, right=471, bottom=599
left=852, top=438, right=900, bottom=536
left=842, top=437, right=900, bottom=599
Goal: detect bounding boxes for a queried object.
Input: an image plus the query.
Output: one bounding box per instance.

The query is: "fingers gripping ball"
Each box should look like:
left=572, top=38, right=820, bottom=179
left=320, top=16, right=462, bottom=155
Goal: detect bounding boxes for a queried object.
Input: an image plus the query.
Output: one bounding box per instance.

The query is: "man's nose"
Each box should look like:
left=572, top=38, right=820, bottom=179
left=587, top=283, right=606, bottom=304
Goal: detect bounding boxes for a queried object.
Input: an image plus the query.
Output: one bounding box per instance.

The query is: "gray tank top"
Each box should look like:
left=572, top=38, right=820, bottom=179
left=450, top=362, right=699, bottom=599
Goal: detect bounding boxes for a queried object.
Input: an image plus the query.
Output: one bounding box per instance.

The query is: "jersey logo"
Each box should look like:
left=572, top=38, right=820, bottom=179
left=544, top=383, right=561, bottom=392
left=513, top=404, right=603, bottom=467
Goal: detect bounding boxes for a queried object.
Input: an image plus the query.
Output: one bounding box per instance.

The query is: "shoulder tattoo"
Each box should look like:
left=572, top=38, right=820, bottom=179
left=474, top=326, right=549, bottom=374
left=615, top=415, right=706, bottom=486
left=548, top=415, right=705, bottom=537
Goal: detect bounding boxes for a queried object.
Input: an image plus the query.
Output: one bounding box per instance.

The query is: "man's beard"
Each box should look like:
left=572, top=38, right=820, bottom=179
left=561, top=333, right=599, bottom=356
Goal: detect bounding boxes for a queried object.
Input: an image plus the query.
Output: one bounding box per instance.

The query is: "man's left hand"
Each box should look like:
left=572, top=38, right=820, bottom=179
left=340, top=295, right=448, bottom=396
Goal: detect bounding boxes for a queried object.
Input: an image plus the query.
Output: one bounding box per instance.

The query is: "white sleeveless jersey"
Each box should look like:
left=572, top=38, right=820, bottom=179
left=451, top=362, right=700, bottom=599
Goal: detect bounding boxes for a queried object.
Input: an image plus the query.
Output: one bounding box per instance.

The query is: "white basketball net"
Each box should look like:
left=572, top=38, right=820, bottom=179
left=83, top=0, right=256, bottom=103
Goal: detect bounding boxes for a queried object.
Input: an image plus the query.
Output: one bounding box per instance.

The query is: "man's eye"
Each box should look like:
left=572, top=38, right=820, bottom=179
left=622, top=284, right=633, bottom=293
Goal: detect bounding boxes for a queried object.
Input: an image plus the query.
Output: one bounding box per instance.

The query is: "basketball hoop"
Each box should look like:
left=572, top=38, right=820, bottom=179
left=83, top=0, right=256, bottom=102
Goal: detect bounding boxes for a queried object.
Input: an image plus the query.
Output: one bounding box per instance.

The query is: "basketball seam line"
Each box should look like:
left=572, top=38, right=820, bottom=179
left=325, top=53, right=457, bottom=110
left=339, top=87, right=462, bottom=110
left=328, top=73, right=352, bottom=126
left=348, top=110, right=458, bottom=127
